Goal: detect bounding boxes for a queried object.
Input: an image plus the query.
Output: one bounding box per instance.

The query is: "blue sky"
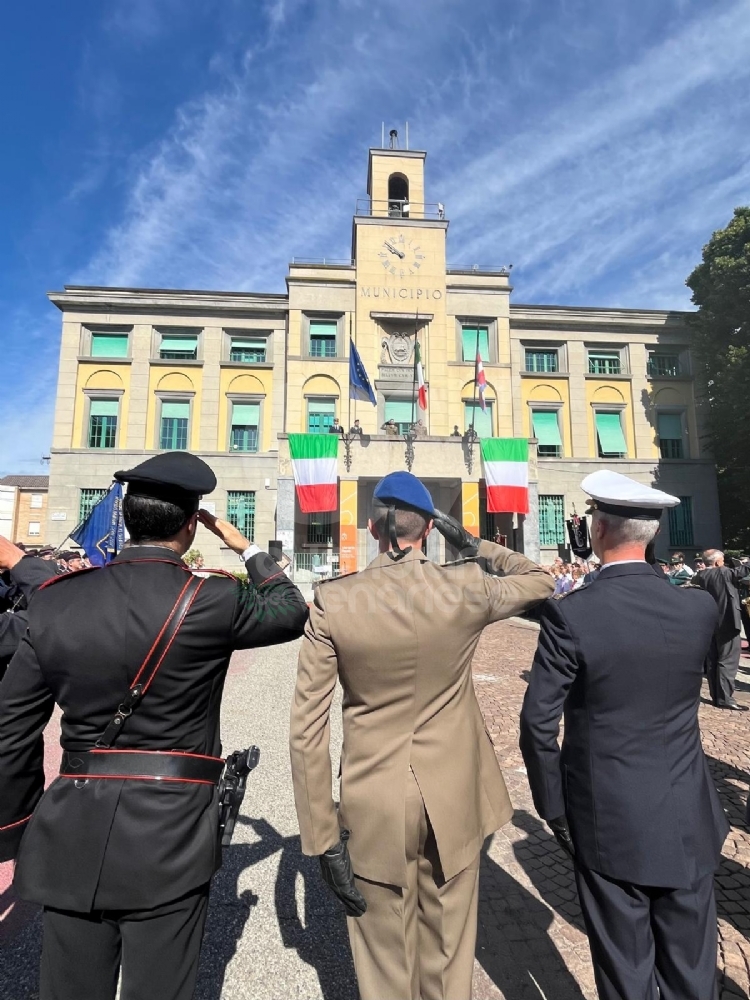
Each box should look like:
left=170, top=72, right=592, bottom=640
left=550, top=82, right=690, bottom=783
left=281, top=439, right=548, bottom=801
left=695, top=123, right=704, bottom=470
left=2, top=0, right=749, bottom=475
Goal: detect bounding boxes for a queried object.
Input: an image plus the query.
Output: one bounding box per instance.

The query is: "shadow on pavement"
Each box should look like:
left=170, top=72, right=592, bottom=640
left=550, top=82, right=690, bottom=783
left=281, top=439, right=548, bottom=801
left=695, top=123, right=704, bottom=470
left=195, top=816, right=356, bottom=1000
left=476, top=833, right=587, bottom=1000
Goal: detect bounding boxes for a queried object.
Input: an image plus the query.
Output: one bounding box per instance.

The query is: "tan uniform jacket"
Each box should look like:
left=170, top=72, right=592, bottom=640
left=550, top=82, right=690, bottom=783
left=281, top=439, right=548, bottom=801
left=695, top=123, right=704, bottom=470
left=290, top=540, right=554, bottom=887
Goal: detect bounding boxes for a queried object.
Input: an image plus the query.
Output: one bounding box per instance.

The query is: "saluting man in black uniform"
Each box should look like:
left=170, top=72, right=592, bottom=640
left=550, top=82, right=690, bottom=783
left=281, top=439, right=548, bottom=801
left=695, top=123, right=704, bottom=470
left=520, top=470, right=728, bottom=1000
left=0, top=452, right=308, bottom=1000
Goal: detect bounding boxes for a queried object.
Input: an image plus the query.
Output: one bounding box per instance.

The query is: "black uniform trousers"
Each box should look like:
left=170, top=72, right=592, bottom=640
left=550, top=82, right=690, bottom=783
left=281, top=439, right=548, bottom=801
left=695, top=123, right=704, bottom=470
left=706, top=634, right=742, bottom=706
left=575, top=865, right=718, bottom=1000
left=39, top=884, right=210, bottom=1000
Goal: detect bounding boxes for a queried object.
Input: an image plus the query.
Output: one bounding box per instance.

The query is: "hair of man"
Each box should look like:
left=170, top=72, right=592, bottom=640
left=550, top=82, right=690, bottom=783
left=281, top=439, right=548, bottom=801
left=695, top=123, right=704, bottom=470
left=703, top=549, right=723, bottom=566
left=592, top=510, right=661, bottom=547
left=370, top=501, right=430, bottom=543
left=123, top=494, right=198, bottom=544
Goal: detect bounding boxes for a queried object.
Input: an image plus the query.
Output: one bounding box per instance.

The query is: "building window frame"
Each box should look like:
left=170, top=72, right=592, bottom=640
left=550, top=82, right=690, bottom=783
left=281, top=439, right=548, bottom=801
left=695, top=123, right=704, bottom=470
left=224, top=330, right=272, bottom=364
left=155, top=393, right=195, bottom=451
left=303, top=314, right=344, bottom=359
left=383, top=395, right=419, bottom=435
left=306, top=396, right=338, bottom=434
left=539, top=494, right=566, bottom=547
left=30, top=493, right=44, bottom=509
left=79, top=488, right=108, bottom=524
left=528, top=403, right=564, bottom=458
left=668, top=497, right=694, bottom=548
left=525, top=347, right=560, bottom=373
left=587, top=346, right=628, bottom=376
left=28, top=521, right=41, bottom=537
left=656, top=408, right=687, bottom=460
left=227, top=490, right=256, bottom=543
left=307, top=511, right=333, bottom=545
left=83, top=326, right=132, bottom=359
left=456, top=318, right=498, bottom=364
left=593, top=405, right=628, bottom=458
left=462, top=398, right=495, bottom=438
left=647, top=351, right=683, bottom=378
left=82, top=390, right=124, bottom=450
left=227, top=394, right=264, bottom=453
left=154, top=327, right=202, bottom=362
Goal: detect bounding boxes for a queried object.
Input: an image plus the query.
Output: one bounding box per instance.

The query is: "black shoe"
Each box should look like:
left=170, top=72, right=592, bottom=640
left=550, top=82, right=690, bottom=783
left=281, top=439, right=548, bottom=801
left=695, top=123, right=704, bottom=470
left=716, top=699, right=749, bottom=711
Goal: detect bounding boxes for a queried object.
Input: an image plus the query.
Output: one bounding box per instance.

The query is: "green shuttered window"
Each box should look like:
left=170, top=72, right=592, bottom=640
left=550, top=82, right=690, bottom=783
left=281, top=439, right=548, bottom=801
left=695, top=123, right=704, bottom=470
left=589, top=351, right=621, bottom=375
left=227, top=491, right=255, bottom=542
left=91, top=333, right=129, bottom=357
left=668, top=497, right=694, bottom=547
left=308, top=398, right=336, bottom=434
left=463, top=401, right=493, bottom=438
left=230, top=338, right=266, bottom=363
left=160, top=335, right=198, bottom=360
left=88, top=399, right=119, bottom=449
left=539, top=495, right=566, bottom=547
left=461, top=326, right=489, bottom=362
left=79, top=488, right=108, bottom=523
left=595, top=411, right=627, bottom=457
left=160, top=401, right=190, bottom=450
left=532, top=410, right=562, bottom=457
left=658, top=413, right=683, bottom=459
left=309, top=322, right=338, bottom=358
left=525, top=349, right=558, bottom=373
left=230, top=402, right=260, bottom=452
left=648, top=353, right=681, bottom=377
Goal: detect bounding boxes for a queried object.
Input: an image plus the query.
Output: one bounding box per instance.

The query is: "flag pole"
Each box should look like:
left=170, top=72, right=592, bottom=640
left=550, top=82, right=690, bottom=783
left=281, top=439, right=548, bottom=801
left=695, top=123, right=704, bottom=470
left=411, top=310, right=418, bottom=433
left=348, top=314, right=353, bottom=435
left=471, top=326, right=480, bottom=435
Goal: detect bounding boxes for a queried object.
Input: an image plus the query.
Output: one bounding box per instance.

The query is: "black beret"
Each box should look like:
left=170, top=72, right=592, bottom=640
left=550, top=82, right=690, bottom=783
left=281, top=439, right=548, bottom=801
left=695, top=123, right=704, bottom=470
left=115, top=452, right=217, bottom=502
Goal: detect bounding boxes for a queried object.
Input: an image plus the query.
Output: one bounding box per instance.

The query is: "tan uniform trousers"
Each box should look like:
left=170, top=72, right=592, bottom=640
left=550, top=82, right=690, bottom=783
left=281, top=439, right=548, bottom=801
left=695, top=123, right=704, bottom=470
left=347, top=769, right=479, bottom=1000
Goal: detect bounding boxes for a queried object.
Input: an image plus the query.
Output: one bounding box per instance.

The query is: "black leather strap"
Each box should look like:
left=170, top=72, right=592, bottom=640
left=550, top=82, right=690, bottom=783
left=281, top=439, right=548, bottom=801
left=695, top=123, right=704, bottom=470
left=60, top=750, right=224, bottom=784
left=96, top=575, right=205, bottom=749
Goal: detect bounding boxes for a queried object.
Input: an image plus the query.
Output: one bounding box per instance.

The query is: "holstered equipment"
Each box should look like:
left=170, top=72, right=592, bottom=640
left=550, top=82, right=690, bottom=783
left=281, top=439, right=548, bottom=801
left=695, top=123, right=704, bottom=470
left=218, top=747, right=260, bottom=847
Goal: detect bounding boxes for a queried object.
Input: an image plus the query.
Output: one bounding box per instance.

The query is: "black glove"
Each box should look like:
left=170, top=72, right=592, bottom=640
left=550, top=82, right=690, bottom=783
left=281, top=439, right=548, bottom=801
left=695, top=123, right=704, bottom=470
left=432, top=509, right=480, bottom=558
left=319, top=831, right=367, bottom=917
left=548, top=815, right=575, bottom=858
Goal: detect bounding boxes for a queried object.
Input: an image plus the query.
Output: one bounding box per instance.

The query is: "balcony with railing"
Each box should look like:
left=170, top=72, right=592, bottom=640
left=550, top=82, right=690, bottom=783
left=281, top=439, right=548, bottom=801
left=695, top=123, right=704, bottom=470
left=355, top=198, right=446, bottom=221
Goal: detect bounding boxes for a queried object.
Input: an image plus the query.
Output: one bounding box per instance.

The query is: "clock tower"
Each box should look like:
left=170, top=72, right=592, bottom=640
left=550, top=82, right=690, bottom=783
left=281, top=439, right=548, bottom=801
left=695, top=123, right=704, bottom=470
left=352, top=145, right=450, bottom=433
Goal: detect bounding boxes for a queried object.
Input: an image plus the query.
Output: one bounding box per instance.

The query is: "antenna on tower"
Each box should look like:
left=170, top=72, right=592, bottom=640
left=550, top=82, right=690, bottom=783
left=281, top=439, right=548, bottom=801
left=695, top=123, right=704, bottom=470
left=381, top=122, right=385, bottom=149
left=405, top=121, right=409, bottom=150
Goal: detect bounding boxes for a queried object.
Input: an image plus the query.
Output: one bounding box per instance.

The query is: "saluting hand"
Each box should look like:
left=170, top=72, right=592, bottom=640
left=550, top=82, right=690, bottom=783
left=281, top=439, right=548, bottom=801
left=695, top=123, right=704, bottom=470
left=198, top=510, right=250, bottom=555
left=0, top=535, right=24, bottom=572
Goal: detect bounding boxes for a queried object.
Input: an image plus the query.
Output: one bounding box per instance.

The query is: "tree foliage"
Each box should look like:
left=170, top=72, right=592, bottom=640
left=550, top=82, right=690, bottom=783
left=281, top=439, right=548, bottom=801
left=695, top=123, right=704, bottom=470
left=687, top=207, right=750, bottom=550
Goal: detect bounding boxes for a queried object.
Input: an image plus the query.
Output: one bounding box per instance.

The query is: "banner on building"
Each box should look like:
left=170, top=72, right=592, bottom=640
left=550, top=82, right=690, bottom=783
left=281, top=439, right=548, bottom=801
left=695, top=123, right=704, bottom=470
left=70, top=482, right=125, bottom=566
left=288, top=434, right=338, bottom=513
left=480, top=438, right=529, bottom=514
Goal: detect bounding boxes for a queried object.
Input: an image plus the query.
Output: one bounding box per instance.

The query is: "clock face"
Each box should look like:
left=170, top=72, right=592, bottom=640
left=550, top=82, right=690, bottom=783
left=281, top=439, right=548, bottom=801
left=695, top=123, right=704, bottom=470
left=377, top=233, right=426, bottom=278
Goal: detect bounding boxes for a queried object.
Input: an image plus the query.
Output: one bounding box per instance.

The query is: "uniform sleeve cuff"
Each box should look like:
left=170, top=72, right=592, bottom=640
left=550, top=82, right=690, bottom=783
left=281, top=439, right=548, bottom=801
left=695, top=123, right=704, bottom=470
left=240, top=545, right=261, bottom=562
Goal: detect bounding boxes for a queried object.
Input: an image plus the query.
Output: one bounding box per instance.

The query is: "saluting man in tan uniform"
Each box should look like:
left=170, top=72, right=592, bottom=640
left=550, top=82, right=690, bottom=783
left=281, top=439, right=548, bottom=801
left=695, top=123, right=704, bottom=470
left=290, top=471, right=554, bottom=1000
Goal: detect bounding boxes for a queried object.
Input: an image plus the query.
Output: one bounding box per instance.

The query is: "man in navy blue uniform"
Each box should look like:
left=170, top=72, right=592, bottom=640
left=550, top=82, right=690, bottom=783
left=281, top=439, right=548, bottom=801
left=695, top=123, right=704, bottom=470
left=0, top=452, right=308, bottom=1000
left=520, top=470, right=728, bottom=1000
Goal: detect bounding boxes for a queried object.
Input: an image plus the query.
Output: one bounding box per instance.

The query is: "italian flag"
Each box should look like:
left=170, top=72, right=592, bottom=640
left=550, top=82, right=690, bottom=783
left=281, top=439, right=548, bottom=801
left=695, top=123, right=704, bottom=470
left=415, top=341, right=427, bottom=412
left=288, top=434, right=338, bottom=513
left=481, top=438, right=529, bottom=514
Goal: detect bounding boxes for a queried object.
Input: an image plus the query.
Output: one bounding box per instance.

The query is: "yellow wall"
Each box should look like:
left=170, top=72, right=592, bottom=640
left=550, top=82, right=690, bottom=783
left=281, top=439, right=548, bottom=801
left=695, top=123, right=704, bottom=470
left=521, top=377, right=573, bottom=456
left=73, top=363, right=132, bottom=448
left=218, top=369, right=274, bottom=451
left=369, top=153, right=426, bottom=217
left=585, top=381, right=636, bottom=457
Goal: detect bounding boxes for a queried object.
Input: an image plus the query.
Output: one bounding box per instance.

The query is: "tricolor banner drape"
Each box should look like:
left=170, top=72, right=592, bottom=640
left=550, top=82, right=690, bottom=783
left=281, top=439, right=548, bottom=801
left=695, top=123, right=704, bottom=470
left=288, top=434, right=338, bottom=513
left=480, top=438, right=529, bottom=514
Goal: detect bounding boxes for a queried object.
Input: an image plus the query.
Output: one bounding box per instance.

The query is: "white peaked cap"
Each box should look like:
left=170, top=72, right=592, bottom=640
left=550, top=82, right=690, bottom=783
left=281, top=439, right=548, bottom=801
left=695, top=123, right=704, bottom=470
left=581, top=469, right=680, bottom=520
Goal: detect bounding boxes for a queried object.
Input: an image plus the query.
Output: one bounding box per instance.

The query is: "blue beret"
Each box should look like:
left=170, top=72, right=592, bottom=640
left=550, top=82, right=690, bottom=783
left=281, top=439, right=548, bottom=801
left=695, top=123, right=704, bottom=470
left=373, top=472, right=435, bottom=516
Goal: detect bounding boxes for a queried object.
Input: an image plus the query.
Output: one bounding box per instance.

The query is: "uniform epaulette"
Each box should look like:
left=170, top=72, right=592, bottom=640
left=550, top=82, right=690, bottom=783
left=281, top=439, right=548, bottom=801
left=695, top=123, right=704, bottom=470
left=440, top=556, right=480, bottom=568
left=38, top=567, right=100, bottom=591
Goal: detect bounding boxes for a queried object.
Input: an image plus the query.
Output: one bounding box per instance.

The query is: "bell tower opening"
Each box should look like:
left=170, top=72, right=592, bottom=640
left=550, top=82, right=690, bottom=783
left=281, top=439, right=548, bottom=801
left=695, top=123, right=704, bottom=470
left=388, top=173, right=409, bottom=218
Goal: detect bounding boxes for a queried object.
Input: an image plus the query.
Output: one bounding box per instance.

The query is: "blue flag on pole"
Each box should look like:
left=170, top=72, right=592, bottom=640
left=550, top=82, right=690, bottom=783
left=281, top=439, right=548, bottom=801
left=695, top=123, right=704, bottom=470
left=349, top=339, right=377, bottom=405
left=70, top=482, right=126, bottom=567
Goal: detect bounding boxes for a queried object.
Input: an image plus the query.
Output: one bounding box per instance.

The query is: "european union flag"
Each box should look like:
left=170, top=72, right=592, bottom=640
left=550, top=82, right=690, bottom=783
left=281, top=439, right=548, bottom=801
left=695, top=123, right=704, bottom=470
left=349, top=338, right=377, bottom=405
left=71, top=482, right=125, bottom=567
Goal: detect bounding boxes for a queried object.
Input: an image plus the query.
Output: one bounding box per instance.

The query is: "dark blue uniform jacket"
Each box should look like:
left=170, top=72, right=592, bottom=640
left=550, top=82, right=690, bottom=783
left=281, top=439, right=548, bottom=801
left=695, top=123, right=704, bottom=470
left=520, top=562, right=728, bottom=890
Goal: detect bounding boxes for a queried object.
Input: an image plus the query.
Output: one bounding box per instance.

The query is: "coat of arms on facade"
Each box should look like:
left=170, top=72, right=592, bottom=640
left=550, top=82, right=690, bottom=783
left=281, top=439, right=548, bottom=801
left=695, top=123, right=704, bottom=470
left=380, top=332, right=415, bottom=366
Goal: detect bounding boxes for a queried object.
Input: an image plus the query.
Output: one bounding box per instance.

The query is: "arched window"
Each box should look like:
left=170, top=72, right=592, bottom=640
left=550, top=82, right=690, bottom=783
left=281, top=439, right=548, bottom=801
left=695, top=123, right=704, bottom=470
left=388, top=173, right=409, bottom=218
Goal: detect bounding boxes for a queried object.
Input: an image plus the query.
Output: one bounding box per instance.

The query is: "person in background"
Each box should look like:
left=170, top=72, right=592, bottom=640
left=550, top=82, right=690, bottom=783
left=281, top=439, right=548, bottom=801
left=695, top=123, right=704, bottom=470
left=521, top=470, right=728, bottom=1000
left=329, top=417, right=344, bottom=436
left=451, top=425, right=462, bottom=437
left=349, top=419, right=362, bottom=436
left=412, top=419, right=428, bottom=438
left=668, top=552, right=693, bottom=586
left=571, top=564, right=585, bottom=590
left=694, top=549, right=750, bottom=710
left=381, top=419, right=399, bottom=437
left=694, top=556, right=706, bottom=573
left=0, top=536, right=57, bottom=679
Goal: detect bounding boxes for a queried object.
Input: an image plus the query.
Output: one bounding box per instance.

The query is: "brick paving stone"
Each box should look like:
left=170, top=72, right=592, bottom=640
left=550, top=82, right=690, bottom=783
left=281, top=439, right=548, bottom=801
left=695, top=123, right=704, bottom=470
left=471, top=618, right=750, bottom=1000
